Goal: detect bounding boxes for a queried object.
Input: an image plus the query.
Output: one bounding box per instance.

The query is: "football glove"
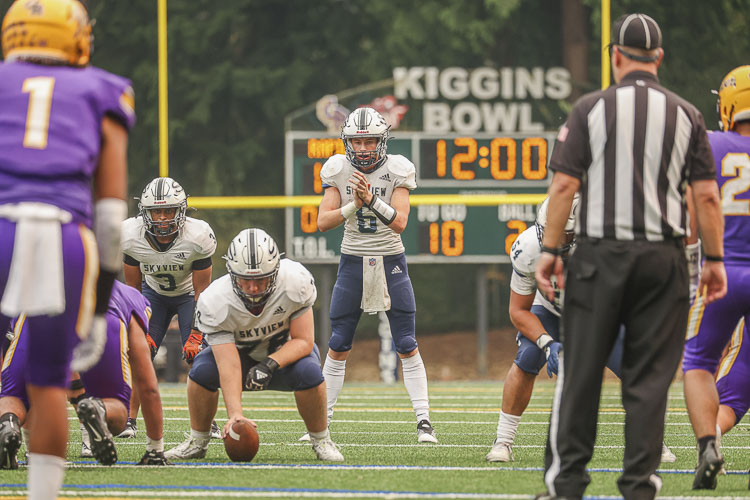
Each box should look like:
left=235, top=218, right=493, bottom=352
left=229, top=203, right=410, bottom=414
left=182, top=330, right=203, bottom=362
left=535, top=333, right=562, bottom=378
left=137, top=449, right=170, bottom=465
left=145, top=333, right=158, bottom=360
left=245, top=357, right=279, bottom=391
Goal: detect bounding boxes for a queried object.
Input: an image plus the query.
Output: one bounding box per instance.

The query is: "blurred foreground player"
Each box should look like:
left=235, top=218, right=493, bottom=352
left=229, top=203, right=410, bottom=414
left=0, top=0, right=132, bottom=497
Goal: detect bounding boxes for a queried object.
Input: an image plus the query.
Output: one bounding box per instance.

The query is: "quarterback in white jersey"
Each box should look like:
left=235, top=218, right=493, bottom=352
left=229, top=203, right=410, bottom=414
left=315, top=107, right=436, bottom=444
left=120, top=177, right=216, bottom=438
left=165, top=229, right=343, bottom=462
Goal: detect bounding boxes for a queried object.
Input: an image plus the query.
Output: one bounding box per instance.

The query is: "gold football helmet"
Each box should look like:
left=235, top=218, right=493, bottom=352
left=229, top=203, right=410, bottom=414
left=718, top=65, right=750, bottom=131
left=2, top=0, right=91, bottom=67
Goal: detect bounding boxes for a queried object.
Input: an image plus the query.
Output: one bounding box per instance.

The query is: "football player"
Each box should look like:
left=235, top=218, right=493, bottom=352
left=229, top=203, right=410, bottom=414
left=120, top=176, right=217, bottom=438
left=486, top=197, right=675, bottom=463
left=683, top=65, right=750, bottom=489
left=313, top=107, right=436, bottom=443
left=0, top=1, right=131, bottom=497
left=165, top=229, right=344, bottom=462
left=0, top=281, right=168, bottom=467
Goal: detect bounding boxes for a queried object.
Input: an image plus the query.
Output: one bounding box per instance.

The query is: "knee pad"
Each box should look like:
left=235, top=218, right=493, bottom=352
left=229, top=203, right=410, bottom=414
left=188, top=349, right=220, bottom=392
left=513, top=333, right=545, bottom=375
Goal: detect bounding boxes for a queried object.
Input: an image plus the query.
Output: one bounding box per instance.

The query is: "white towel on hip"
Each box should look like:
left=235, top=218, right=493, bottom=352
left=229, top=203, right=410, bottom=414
left=361, top=256, right=391, bottom=313
left=0, top=202, right=73, bottom=317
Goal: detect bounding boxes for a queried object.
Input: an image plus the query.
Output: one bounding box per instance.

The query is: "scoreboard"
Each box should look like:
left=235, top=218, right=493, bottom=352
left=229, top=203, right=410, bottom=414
left=284, top=131, right=555, bottom=264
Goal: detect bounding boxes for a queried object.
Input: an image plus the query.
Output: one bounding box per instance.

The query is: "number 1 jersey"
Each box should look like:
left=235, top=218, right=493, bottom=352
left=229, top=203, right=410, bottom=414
left=0, top=61, right=135, bottom=226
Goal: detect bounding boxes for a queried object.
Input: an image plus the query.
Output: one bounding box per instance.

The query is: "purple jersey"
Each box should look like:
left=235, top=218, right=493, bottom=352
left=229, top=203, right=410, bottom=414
left=109, top=280, right=151, bottom=334
left=0, top=61, right=135, bottom=226
left=708, top=131, right=750, bottom=264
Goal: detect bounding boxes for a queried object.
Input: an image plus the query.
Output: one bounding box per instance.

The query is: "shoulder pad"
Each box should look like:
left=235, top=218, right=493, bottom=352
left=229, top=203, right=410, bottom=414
left=385, top=155, right=416, bottom=178
left=279, top=259, right=317, bottom=307
left=320, top=155, right=348, bottom=184
left=184, top=218, right=217, bottom=256
left=510, top=227, right=540, bottom=276
left=194, top=278, right=232, bottom=332
left=120, top=217, right=143, bottom=249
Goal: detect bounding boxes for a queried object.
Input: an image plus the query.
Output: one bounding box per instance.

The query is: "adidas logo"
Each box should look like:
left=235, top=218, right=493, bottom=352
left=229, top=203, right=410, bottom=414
left=273, top=306, right=286, bottom=315
left=391, top=265, right=402, bottom=275
left=379, top=173, right=391, bottom=181
left=174, top=252, right=188, bottom=261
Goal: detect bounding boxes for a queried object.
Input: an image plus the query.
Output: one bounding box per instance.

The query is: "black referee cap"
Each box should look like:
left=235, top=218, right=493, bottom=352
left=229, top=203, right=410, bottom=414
left=612, top=13, right=662, bottom=50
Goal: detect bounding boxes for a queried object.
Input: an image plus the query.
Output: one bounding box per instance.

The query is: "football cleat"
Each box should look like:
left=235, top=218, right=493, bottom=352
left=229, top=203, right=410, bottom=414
left=311, top=436, right=344, bottom=462
left=165, top=433, right=209, bottom=460
left=417, top=420, right=438, bottom=444
left=116, top=418, right=137, bottom=439
left=692, top=440, right=723, bottom=490
left=210, top=420, right=222, bottom=440
left=1, top=0, right=92, bottom=67
left=80, top=422, right=93, bottom=458
left=137, top=449, right=171, bottom=465
left=660, top=443, right=676, bottom=463
left=0, top=414, right=21, bottom=470
left=486, top=439, right=514, bottom=462
left=77, top=397, right=117, bottom=466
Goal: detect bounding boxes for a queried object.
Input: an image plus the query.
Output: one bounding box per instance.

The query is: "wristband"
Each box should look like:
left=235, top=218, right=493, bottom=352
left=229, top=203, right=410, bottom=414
left=536, top=333, right=554, bottom=350
left=262, top=356, right=280, bottom=373
left=704, top=254, right=723, bottom=262
left=146, top=436, right=164, bottom=453
left=541, top=245, right=560, bottom=256
left=367, top=194, right=397, bottom=225
left=340, top=202, right=357, bottom=220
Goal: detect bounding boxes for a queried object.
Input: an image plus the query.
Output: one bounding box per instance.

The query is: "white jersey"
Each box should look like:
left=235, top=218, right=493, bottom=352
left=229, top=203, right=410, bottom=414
left=196, top=259, right=317, bottom=362
left=121, top=216, right=217, bottom=297
left=320, top=154, right=417, bottom=256
left=509, top=225, right=563, bottom=317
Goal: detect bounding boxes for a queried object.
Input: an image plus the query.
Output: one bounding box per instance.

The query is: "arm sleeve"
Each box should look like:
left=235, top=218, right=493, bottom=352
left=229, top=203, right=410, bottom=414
left=123, top=253, right=139, bottom=266
left=191, top=256, right=212, bottom=270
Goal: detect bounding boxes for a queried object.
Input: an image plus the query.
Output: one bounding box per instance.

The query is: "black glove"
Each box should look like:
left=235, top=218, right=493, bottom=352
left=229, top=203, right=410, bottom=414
left=137, top=449, right=171, bottom=465
left=245, top=357, right=279, bottom=391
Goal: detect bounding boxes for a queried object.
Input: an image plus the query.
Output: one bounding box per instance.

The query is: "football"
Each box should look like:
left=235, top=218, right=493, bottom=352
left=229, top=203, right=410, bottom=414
left=223, top=420, right=260, bottom=462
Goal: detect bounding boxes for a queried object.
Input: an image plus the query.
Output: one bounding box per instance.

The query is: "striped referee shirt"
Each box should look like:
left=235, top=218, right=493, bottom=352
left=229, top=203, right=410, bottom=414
left=549, top=71, right=715, bottom=241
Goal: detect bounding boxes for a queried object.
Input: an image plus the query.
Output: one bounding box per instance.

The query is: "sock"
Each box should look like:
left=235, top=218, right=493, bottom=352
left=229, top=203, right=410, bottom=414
left=322, top=356, right=346, bottom=421
left=309, top=428, right=330, bottom=441
left=496, top=411, right=521, bottom=444
left=190, top=428, right=210, bottom=446
left=697, top=435, right=715, bottom=457
left=146, top=436, right=164, bottom=453
left=401, top=352, right=430, bottom=422
left=27, top=453, right=65, bottom=500
left=21, top=427, right=30, bottom=448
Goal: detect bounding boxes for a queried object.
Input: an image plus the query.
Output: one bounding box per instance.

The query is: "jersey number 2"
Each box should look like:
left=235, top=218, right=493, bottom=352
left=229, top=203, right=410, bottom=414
left=22, top=77, right=56, bottom=150
left=721, top=153, right=750, bottom=215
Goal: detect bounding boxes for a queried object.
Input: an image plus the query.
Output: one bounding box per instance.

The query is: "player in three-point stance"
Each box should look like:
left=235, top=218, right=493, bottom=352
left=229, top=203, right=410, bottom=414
left=165, top=229, right=344, bottom=462
left=314, top=107, right=436, bottom=443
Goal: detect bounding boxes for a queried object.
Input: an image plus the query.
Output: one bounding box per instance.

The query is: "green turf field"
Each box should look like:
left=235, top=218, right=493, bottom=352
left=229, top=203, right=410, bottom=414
left=1, top=380, right=748, bottom=499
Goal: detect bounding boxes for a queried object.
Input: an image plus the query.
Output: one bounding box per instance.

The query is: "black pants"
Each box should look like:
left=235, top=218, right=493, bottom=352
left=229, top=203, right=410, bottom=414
left=543, top=238, right=689, bottom=500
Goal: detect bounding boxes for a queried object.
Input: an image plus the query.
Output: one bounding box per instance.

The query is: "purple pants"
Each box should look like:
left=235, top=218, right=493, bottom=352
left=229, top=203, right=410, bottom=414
left=1, top=313, right=131, bottom=410
left=0, top=219, right=95, bottom=388
left=715, top=319, right=750, bottom=424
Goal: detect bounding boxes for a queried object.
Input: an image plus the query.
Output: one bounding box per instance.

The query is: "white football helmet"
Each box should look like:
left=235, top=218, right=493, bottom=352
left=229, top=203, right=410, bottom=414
left=535, top=193, right=581, bottom=253
left=341, top=107, right=390, bottom=173
left=224, top=228, right=281, bottom=308
left=138, top=177, right=188, bottom=237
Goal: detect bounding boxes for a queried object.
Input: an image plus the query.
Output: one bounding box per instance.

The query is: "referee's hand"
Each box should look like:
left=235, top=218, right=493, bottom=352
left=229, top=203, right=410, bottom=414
left=536, top=252, right=565, bottom=302
left=698, top=261, right=727, bottom=304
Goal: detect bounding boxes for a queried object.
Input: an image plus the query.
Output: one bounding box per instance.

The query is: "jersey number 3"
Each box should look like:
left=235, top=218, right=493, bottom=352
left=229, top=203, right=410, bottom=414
left=22, top=77, right=56, bottom=150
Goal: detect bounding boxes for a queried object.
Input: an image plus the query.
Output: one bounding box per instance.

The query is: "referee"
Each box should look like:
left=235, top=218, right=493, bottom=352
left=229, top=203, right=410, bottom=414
left=535, top=13, right=727, bottom=500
